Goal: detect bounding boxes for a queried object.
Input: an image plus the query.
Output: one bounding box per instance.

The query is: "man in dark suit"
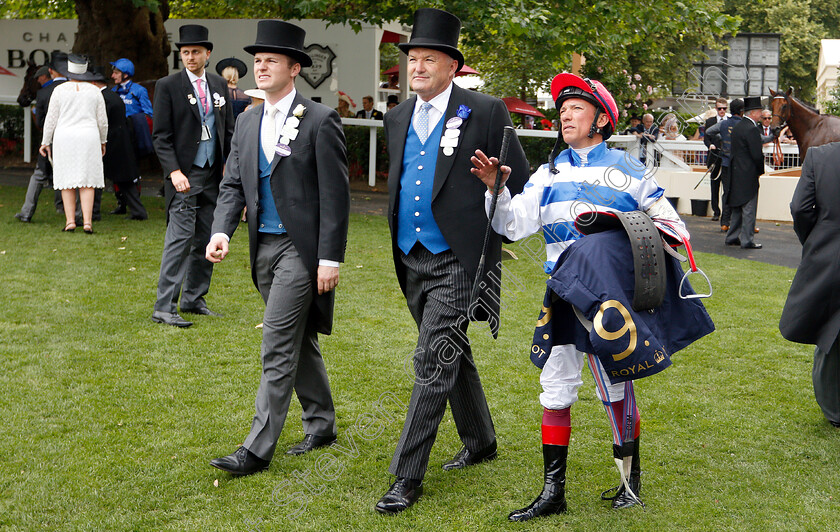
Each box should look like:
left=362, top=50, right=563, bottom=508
left=704, top=97, right=728, bottom=220
left=725, top=96, right=764, bottom=249
left=758, top=109, right=775, bottom=145
left=355, top=95, right=384, bottom=119
left=206, top=20, right=349, bottom=476
left=14, top=53, right=67, bottom=223
left=780, top=142, right=840, bottom=426
left=91, top=67, right=148, bottom=220
left=375, top=8, right=528, bottom=514
left=151, top=24, right=234, bottom=327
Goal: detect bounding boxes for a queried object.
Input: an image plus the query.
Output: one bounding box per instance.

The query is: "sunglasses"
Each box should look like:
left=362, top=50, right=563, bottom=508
left=762, top=116, right=772, bottom=120
left=716, top=107, right=727, bottom=111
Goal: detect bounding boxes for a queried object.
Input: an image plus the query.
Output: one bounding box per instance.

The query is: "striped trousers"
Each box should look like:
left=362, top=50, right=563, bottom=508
left=389, top=246, right=497, bottom=480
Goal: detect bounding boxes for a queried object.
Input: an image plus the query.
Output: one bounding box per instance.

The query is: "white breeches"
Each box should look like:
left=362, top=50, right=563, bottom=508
left=539, top=343, right=626, bottom=410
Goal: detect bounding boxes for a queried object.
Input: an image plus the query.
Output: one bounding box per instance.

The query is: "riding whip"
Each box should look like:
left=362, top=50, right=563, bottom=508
left=470, top=125, right=515, bottom=304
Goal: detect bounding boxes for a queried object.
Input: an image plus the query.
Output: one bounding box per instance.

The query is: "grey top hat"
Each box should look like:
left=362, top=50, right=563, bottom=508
left=64, top=54, right=96, bottom=81
left=244, top=20, right=312, bottom=68
left=743, top=96, right=763, bottom=112
left=175, top=24, right=213, bottom=51
left=398, top=8, right=464, bottom=71
left=49, top=51, right=68, bottom=72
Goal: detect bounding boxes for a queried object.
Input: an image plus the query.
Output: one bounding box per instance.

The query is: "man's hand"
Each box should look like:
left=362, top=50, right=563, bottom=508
left=38, top=144, right=51, bottom=158
left=317, top=265, right=339, bottom=295
left=205, top=234, right=229, bottom=263
left=101, top=143, right=106, bottom=157
left=470, top=149, right=510, bottom=192
left=170, top=169, right=191, bottom=194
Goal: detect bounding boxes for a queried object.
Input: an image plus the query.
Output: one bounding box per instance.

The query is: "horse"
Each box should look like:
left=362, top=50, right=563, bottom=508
left=16, top=59, right=42, bottom=108
left=769, top=87, right=840, bottom=162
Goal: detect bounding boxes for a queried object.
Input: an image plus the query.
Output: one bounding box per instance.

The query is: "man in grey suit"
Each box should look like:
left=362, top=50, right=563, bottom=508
left=376, top=8, right=528, bottom=513
left=151, top=24, right=234, bottom=327
left=780, top=141, right=840, bottom=427
left=207, top=20, right=350, bottom=476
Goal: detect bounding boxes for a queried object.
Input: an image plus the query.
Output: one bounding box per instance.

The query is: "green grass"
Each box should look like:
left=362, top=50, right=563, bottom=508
left=0, top=185, right=835, bottom=531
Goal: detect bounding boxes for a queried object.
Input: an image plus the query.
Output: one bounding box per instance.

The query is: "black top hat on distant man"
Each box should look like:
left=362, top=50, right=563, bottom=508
left=243, top=20, right=312, bottom=67
left=175, top=24, right=213, bottom=51
left=397, top=8, right=464, bottom=72
left=743, top=96, right=763, bottom=112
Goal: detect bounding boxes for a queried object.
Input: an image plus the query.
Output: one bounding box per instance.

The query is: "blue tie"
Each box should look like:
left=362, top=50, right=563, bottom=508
left=417, top=102, right=432, bottom=144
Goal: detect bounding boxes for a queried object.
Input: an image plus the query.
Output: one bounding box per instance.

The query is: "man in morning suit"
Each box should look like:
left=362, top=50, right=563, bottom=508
left=206, top=20, right=349, bottom=476
left=376, top=8, right=529, bottom=514
left=15, top=53, right=67, bottom=223
left=151, top=24, right=234, bottom=328
left=704, top=97, right=728, bottom=220
left=780, top=141, right=840, bottom=426
left=725, top=96, right=764, bottom=249
left=355, top=95, right=384, bottom=119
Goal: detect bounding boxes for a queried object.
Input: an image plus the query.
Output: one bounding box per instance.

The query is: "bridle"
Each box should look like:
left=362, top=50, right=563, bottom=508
left=771, top=94, right=789, bottom=134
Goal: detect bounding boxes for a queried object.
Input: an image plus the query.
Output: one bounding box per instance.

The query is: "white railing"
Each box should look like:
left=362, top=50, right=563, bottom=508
left=338, top=120, right=804, bottom=186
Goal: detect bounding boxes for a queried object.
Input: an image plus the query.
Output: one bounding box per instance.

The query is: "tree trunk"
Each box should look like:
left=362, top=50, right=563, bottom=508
left=73, top=0, right=170, bottom=82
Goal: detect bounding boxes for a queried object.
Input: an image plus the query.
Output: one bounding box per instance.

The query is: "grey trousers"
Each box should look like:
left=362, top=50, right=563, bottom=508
left=243, top=233, right=336, bottom=460
left=153, top=165, right=217, bottom=313
left=814, top=339, right=840, bottom=426
left=18, top=166, right=53, bottom=219
left=389, top=246, right=496, bottom=480
left=726, top=194, right=757, bottom=247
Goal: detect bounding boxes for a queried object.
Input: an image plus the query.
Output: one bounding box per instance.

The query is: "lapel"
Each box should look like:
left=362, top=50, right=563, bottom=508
left=387, top=96, right=416, bottom=207
left=180, top=69, right=202, bottom=123
left=432, top=84, right=466, bottom=200
left=241, top=105, right=261, bottom=193
left=207, top=74, right=225, bottom=139
left=270, top=91, right=307, bottom=176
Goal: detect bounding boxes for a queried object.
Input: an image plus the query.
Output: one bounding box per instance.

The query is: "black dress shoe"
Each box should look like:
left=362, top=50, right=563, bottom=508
left=742, top=242, right=762, bottom=249
left=129, top=214, right=148, bottom=221
left=210, top=446, right=270, bottom=476
left=286, top=434, right=337, bottom=455
left=14, top=213, right=31, bottom=223
left=725, top=239, right=741, bottom=246
left=375, top=477, right=422, bottom=514
left=151, top=311, right=193, bottom=328
left=110, top=205, right=127, bottom=215
left=442, top=440, right=497, bottom=471
left=711, top=215, right=719, bottom=221
left=180, top=307, right=224, bottom=317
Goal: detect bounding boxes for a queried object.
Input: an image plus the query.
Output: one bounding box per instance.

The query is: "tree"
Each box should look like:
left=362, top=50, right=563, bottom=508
left=823, top=78, right=840, bottom=116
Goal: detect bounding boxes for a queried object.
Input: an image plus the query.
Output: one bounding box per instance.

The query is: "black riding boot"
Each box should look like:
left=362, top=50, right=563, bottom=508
left=601, top=436, right=642, bottom=509
left=110, top=188, right=127, bottom=215
left=508, top=445, right=568, bottom=521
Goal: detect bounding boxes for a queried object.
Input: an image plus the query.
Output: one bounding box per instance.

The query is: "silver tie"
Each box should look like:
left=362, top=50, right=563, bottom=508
left=417, top=102, right=432, bottom=144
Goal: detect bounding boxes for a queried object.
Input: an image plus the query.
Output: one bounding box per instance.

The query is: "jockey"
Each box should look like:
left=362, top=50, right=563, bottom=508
left=470, top=73, right=691, bottom=520
left=110, top=58, right=153, bottom=118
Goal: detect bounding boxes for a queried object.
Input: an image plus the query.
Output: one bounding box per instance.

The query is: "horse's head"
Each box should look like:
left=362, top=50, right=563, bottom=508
left=768, top=87, right=792, bottom=135
left=16, top=59, right=42, bottom=108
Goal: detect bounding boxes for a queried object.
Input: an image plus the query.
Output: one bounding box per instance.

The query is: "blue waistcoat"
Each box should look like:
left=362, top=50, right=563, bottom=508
left=257, top=129, right=285, bottom=235
left=397, top=115, right=448, bottom=254
left=192, top=85, right=216, bottom=168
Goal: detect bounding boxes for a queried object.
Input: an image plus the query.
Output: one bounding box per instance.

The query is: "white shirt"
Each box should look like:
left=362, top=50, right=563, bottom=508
left=186, top=69, right=209, bottom=111
left=412, top=82, right=453, bottom=133
left=261, top=88, right=296, bottom=161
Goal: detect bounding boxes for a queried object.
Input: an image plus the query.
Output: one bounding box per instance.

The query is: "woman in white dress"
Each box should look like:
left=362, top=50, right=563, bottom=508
left=39, top=54, right=107, bottom=233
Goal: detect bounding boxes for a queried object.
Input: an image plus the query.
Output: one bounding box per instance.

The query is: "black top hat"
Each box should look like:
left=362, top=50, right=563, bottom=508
left=387, top=94, right=399, bottom=105
left=215, top=57, right=248, bottom=78
left=49, top=51, right=68, bottom=72
left=89, top=65, right=107, bottom=83
left=398, top=8, right=464, bottom=71
left=175, top=24, right=213, bottom=51
left=743, top=96, right=763, bottom=112
left=244, top=20, right=312, bottom=68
